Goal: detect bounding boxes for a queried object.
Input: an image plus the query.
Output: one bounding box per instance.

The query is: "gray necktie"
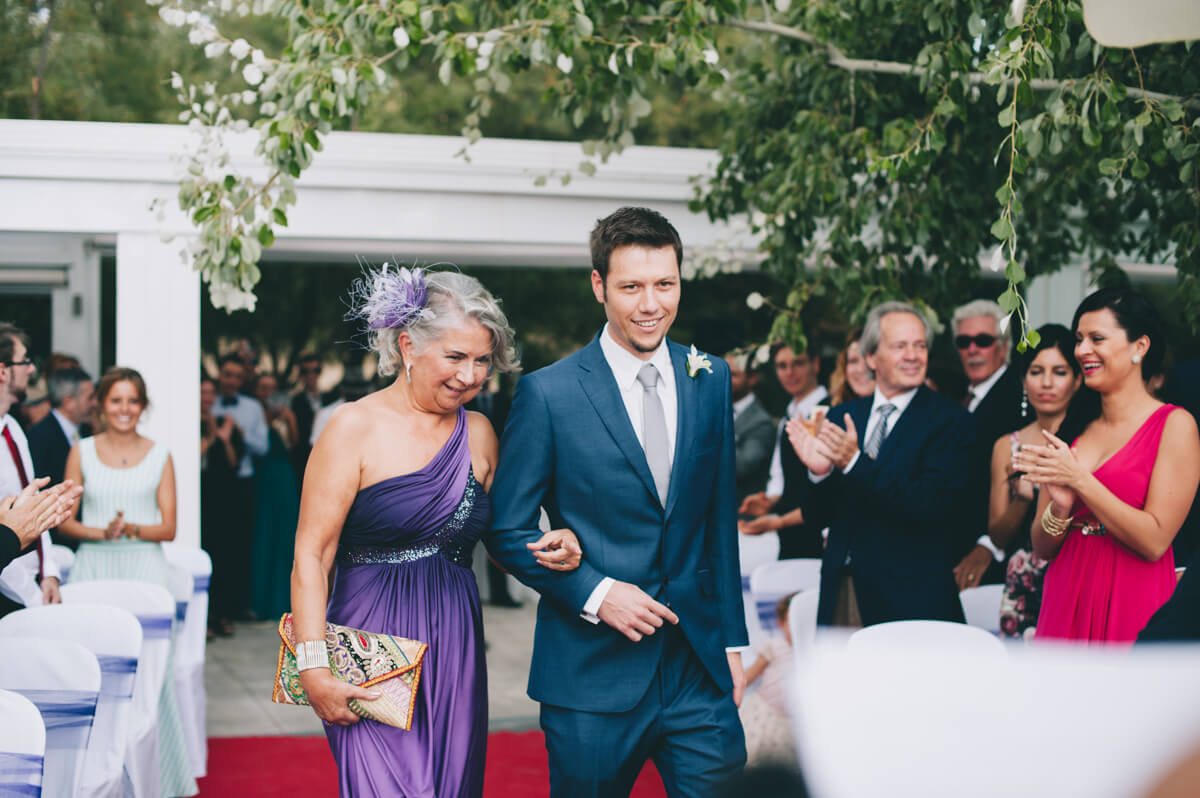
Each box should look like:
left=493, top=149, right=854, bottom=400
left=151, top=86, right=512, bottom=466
left=637, top=363, right=671, bottom=505
left=863, top=402, right=897, bottom=459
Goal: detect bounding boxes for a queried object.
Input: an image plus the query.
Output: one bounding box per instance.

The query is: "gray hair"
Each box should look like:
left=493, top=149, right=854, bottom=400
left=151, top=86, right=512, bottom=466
left=47, top=367, right=92, bottom=407
left=952, top=299, right=1010, bottom=364
left=363, top=271, right=519, bottom=377
left=860, top=301, right=934, bottom=378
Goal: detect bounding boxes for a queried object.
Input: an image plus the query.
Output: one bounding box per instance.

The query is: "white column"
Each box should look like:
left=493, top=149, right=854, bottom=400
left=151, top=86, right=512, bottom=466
left=50, top=237, right=102, bottom=377
left=115, top=233, right=200, bottom=547
left=1025, top=262, right=1089, bottom=329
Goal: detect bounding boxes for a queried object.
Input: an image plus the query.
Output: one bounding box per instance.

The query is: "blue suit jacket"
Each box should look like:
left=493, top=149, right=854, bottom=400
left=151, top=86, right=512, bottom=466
left=487, top=335, right=747, bottom=713
left=804, top=386, right=974, bottom=626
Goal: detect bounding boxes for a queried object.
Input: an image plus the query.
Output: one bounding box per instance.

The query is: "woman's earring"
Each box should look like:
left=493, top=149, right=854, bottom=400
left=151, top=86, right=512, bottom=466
left=405, top=362, right=413, bottom=383
left=1020, top=389, right=1029, bottom=418
left=1132, top=353, right=1143, bottom=364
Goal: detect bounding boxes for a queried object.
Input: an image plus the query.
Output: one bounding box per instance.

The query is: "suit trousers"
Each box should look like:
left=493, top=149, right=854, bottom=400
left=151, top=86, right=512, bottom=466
left=541, top=624, right=746, bottom=798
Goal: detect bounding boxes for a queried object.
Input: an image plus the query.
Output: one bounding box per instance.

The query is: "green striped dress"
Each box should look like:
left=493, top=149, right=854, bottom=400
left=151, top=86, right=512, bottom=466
left=72, top=438, right=198, bottom=797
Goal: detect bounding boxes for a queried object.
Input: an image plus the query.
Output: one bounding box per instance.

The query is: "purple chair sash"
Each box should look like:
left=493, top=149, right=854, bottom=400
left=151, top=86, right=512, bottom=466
left=0, top=751, right=43, bottom=795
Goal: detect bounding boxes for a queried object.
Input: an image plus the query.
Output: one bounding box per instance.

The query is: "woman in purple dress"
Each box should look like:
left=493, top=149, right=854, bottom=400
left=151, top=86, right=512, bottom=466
left=289, top=268, right=582, bottom=797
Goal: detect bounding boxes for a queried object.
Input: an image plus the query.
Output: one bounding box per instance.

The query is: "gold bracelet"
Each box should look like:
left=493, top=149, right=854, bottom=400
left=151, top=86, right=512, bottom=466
left=1040, top=503, right=1072, bottom=537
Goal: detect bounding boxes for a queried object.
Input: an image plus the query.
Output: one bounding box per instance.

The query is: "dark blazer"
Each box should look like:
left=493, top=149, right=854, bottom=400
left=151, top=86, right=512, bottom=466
left=27, top=413, right=70, bottom=485
left=487, top=336, right=746, bottom=713
left=775, top=432, right=824, bottom=559
left=965, top=366, right=1026, bottom=574
left=805, top=386, right=975, bottom=626
left=1137, top=546, right=1199, bottom=643
left=0, top=526, right=19, bottom=571
left=733, top=396, right=776, bottom=501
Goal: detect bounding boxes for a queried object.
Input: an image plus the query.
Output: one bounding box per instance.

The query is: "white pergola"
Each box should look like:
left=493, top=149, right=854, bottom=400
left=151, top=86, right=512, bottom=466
left=0, top=119, right=750, bottom=546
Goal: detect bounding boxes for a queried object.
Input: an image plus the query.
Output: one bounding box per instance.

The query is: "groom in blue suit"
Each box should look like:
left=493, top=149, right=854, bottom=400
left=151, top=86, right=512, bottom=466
left=488, top=207, right=748, bottom=797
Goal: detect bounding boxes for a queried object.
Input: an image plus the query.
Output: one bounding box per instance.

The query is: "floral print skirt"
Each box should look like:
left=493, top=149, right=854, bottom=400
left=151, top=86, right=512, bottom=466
left=1000, top=547, right=1049, bottom=640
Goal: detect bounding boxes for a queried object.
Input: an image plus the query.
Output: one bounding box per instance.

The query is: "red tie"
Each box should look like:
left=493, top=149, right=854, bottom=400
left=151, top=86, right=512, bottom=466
left=2, top=422, right=43, bottom=579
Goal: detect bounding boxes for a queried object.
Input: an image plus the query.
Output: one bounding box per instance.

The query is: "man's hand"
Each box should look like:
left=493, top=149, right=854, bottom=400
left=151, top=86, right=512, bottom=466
left=817, top=415, right=860, bottom=470
left=953, top=544, right=994, bottom=591
left=737, top=515, right=780, bottom=535
left=41, top=576, right=61, bottom=605
left=528, top=528, right=582, bottom=571
left=597, top=581, right=679, bottom=642
left=727, top=651, right=745, bottom=708
left=738, top=492, right=777, bottom=517
left=785, top=417, right=833, bottom=475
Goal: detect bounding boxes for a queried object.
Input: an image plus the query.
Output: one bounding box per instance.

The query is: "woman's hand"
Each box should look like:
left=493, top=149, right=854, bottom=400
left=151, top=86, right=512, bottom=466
left=1007, top=456, right=1037, bottom=502
left=214, top=415, right=235, bottom=442
left=104, top=512, right=125, bottom=540
left=1014, top=430, right=1080, bottom=512
left=527, top=528, right=582, bottom=571
left=298, top=668, right=380, bottom=726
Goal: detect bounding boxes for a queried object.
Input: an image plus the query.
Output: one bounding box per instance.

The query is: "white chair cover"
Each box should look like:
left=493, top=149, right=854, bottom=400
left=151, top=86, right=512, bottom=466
left=0, top=603, right=141, bottom=798
left=61, top=580, right=174, bottom=798
left=847, top=620, right=1007, bottom=656
left=749, top=559, right=822, bottom=638
left=737, top=530, right=780, bottom=591
left=786, top=589, right=820, bottom=657
left=48, top=545, right=74, bottom=585
left=0, top=638, right=100, bottom=798
left=793, top=641, right=1200, bottom=798
left=0, top=688, right=46, bottom=797
left=160, top=543, right=211, bottom=777
left=960, top=584, right=1004, bottom=634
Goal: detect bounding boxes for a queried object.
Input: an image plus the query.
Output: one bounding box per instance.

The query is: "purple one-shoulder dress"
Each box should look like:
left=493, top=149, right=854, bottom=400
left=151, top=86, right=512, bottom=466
left=325, top=408, right=488, bottom=797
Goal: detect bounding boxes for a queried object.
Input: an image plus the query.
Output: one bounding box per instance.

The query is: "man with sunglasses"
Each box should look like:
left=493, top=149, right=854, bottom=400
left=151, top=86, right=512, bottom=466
left=0, top=322, right=64, bottom=617
left=949, top=300, right=1025, bottom=591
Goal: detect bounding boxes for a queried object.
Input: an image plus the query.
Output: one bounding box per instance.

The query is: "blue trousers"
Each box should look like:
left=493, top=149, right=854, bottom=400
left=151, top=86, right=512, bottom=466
left=541, top=625, right=746, bottom=798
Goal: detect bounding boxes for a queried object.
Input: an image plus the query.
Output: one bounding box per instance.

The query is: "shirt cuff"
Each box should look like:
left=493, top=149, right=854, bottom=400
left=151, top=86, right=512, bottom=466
left=808, top=469, right=831, bottom=484
left=842, top=451, right=861, bottom=473
left=40, top=532, right=60, bottom=580
left=725, top=645, right=751, bottom=654
left=976, top=534, right=1005, bottom=562
left=580, top=577, right=615, bottom=624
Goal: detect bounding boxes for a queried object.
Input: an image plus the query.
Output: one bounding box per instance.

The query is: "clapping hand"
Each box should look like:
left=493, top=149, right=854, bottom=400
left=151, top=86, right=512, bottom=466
left=1013, top=430, right=1081, bottom=511
left=214, top=415, right=235, bottom=442
left=1005, top=457, right=1036, bottom=501
left=528, top=528, right=582, bottom=571
left=1, top=478, right=80, bottom=547
left=816, top=415, right=860, bottom=470
left=785, top=417, right=834, bottom=475
left=104, top=511, right=126, bottom=540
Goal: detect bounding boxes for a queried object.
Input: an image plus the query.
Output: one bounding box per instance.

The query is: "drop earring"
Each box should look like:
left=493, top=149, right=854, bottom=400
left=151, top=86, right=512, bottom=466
left=1020, top=388, right=1029, bottom=418
left=405, top=362, right=413, bottom=383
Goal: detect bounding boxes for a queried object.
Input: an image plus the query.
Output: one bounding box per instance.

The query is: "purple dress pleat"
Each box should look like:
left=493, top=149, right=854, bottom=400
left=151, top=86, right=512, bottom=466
left=324, top=408, right=488, bottom=797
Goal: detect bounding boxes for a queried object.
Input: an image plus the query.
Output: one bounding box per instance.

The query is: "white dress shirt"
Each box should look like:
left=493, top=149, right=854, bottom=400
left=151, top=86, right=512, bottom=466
left=810, top=385, right=919, bottom=482
left=581, top=326, right=678, bottom=623
left=52, top=409, right=79, bottom=446
left=966, top=364, right=1007, bottom=413
left=764, top=385, right=828, bottom=497
left=211, top=393, right=269, bottom=477
left=0, top=414, right=60, bottom=606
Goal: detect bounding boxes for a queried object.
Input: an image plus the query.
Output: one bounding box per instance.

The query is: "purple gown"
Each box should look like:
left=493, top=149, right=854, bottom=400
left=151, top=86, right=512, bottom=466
left=325, top=408, right=488, bottom=797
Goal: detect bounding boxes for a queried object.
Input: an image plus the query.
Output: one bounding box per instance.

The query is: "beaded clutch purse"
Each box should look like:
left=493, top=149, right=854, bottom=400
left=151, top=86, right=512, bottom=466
left=272, top=613, right=428, bottom=730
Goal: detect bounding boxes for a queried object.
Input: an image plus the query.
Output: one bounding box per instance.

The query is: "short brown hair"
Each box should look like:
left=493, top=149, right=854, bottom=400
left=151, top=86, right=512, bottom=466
left=0, top=323, right=30, bottom=366
left=589, top=207, right=682, bottom=283
left=97, top=366, right=150, bottom=411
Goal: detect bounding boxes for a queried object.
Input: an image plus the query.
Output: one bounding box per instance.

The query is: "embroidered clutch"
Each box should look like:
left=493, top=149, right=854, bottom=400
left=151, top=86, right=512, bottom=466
left=272, top=613, right=428, bottom=730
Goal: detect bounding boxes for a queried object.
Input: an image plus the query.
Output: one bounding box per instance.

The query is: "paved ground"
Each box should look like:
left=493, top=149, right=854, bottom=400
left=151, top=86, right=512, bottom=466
left=205, top=600, right=541, bottom=737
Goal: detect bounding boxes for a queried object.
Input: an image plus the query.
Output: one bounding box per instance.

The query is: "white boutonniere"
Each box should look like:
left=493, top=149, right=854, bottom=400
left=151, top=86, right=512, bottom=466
left=685, top=345, right=713, bottom=378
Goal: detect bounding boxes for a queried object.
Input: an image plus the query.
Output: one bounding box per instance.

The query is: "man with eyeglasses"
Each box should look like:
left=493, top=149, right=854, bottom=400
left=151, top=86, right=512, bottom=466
left=949, top=299, right=1025, bottom=591
left=0, top=322, right=64, bottom=616
left=289, top=351, right=328, bottom=479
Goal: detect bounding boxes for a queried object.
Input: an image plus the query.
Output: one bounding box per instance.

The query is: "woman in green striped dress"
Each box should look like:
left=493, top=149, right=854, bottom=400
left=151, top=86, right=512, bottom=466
left=58, top=367, right=198, bottom=798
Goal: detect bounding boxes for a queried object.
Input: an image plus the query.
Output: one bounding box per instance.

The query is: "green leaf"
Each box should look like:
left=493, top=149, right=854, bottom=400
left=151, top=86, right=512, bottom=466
left=223, top=175, right=236, bottom=191
left=272, top=208, right=289, bottom=227
left=578, top=160, right=596, bottom=176
left=967, top=12, right=984, bottom=37
left=997, top=288, right=1019, bottom=313
left=998, top=105, right=1015, bottom=127
left=990, top=216, right=1014, bottom=241
left=1005, top=260, right=1025, bottom=283
left=1097, top=158, right=1122, bottom=176
left=1131, top=159, right=1149, bottom=179
left=994, top=183, right=1013, bottom=207
left=655, top=47, right=677, bottom=73
left=1025, top=329, right=1041, bottom=348
left=575, top=13, right=593, bottom=38
left=257, top=225, right=275, bottom=247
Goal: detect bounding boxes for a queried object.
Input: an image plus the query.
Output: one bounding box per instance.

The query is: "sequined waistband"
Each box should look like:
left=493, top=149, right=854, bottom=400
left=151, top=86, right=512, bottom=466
left=337, top=540, right=474, bottom=569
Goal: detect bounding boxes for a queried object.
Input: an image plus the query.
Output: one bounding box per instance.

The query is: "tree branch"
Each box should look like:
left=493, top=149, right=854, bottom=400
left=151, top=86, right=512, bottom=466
left=721, top=18, right=1183, bottom=104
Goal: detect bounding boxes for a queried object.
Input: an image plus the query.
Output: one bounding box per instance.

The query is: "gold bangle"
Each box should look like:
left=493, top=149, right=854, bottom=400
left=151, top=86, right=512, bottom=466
left=1040, top=503, right=1072, bottom=537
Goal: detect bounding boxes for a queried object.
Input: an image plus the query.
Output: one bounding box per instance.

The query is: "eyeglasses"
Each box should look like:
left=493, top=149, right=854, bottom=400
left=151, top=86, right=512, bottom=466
left=300, top=367, right=320, bottom=375
left=3, top=359, right=34, bottom=368
left=955, top=334, right=998, bottom=350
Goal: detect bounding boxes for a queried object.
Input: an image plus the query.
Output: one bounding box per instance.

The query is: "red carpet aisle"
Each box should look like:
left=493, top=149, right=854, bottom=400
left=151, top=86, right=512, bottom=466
left=197, top=732, right=667, bottom=796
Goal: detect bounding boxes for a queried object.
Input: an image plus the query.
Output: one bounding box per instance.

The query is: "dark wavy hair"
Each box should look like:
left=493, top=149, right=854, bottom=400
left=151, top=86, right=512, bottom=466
left=1071, top=287, right=1166, bottom=379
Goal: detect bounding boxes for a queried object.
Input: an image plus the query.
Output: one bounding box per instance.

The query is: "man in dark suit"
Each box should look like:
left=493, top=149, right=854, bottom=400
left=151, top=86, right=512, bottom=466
left=950, top=300, right=1026, bottom=590
left=791, top=301, right=974, bottom=626
left=289, top=352, right=326, bottom=480
left=489, top=207, right=747, bottom=797
left=27, top=367, right=93, bottom=549
left=727, top=351, right=775, bottom=502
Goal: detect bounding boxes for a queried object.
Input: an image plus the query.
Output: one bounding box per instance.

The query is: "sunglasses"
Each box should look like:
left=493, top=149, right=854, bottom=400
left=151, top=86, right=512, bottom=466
left=3, top=359, right=34, bottom=368
left=955, top=334, right=998, bottom=350
left=300, top=367, right=320, bottom=375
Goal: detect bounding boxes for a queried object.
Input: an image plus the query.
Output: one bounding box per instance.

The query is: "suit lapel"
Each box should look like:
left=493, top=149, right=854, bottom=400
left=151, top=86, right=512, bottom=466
left=577, top=337, right=660, bottom=504
left=664, top=342, right=694, bottom=520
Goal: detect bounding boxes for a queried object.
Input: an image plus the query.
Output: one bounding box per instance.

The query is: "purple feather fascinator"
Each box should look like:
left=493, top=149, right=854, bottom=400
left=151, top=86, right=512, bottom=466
left=349, top=264, right=435, bottom=331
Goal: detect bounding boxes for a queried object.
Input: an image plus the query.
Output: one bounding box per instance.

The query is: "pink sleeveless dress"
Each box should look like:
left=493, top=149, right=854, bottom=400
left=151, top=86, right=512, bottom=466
left=1036, top=404, right=1179, bottom=644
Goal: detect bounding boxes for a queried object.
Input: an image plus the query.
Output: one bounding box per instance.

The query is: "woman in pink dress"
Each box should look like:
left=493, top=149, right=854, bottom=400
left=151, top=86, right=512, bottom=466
left=1016, top=288, right=1200, bottom=644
